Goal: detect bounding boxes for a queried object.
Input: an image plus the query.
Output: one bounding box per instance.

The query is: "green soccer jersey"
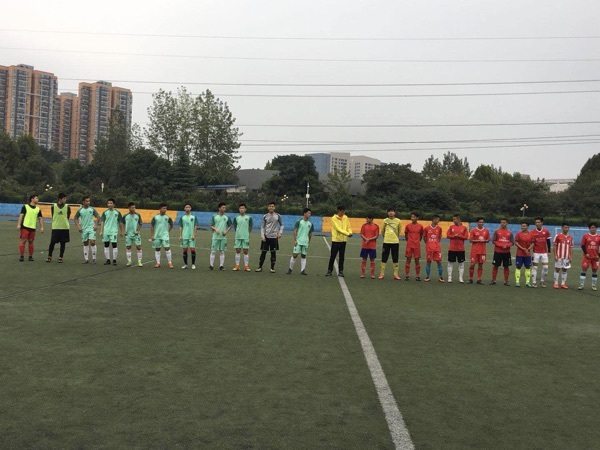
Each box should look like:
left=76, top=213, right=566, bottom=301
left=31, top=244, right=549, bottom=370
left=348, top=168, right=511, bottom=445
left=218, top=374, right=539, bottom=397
left=123, top=212, right=142, bottom=237
left=294, top=218, right=314, bottom=246
left=178, top=214, right=198, bottom=240
left=211, top=214, right=231, bottom=240
left=151, top=214, right=173, bottom=240
left=234, top=215, right=253, bottom=240
left=100, top=209, right=123, bottom=236
left=74, top=206, right=100, bottom=231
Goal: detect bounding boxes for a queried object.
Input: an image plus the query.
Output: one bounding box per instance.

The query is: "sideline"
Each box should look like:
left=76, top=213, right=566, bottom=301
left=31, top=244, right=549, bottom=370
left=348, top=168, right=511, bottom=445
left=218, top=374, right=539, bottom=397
left=322, top=237, right=414, bottom=450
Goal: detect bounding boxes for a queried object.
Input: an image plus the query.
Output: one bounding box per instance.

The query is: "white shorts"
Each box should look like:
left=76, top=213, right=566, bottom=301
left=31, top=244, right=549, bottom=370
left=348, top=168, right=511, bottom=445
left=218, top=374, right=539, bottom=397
left=532, top=253, right=549, bottom=264
left=554, top=258, right=571, bottom=269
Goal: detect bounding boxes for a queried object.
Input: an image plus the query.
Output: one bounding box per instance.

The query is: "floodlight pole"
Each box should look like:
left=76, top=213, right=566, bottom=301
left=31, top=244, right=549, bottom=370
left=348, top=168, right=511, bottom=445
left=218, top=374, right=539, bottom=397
left=306, top=182, right=310, bottom=207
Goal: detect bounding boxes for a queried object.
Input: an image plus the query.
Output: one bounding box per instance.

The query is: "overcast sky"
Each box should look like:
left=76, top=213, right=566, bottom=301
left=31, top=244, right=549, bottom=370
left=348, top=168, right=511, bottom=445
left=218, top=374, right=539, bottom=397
left=2, top=0, right=599, bottom=179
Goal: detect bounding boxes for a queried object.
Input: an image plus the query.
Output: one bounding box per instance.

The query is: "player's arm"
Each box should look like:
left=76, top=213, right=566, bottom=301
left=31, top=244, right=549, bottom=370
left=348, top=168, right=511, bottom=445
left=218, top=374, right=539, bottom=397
left=118, top=212, right=124, bottom=236
left=248, top=216, right=253, bottom=234
left=149, top=217, right=155, bottom=241
left=73, top=211, right=82, bottom=232
left=277, top=214, right=284, bottom=238
left=347, top=219, right=353, bottom=237
left=210, top=216, right=220, bottom=234
left=460, top=228, right=469, bottom=240
left=224, top=217, right=232, bottom=236
left=546, top=237, right=552, bottom=253
left=93, top=209, right=100, bottom=230
left=98, top=212, right=105, bottom=236
left=168, top=217, right=174, bottom=232
left=308, top=223, right=314, bottom=243
left=38, top=210, right=44, bottom=233
left=17, top=208, right=25, bottom=230
left=178, top=216, right=183, bottom=239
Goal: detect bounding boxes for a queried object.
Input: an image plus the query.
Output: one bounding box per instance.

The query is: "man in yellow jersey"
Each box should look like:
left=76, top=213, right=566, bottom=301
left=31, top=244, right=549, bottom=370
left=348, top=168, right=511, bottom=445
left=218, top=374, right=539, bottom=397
left=17, top=194, right=44, bottom=262
left=379, top=207, right=402, bottom=280
left=46, top=192, right=71, bottom=263
left=326, top=205, right=353, bottom=277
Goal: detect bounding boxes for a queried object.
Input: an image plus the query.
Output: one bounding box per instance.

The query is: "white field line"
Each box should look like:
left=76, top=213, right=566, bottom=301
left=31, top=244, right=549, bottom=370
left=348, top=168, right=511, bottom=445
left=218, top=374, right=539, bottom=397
left=323, top=237, right=414, bottom=450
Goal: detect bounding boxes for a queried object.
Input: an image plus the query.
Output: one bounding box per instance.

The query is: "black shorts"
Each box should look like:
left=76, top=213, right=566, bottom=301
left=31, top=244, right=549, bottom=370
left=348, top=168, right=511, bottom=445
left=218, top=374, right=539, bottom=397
left=381, top=243, right=399, bottom=263
left=51, top=229, right=70, bottom=244
left=492, top=252, right=512, bottom=268
left=447, top=251, right=465, bottom=263
left=261, top=237, right=279, bottom=251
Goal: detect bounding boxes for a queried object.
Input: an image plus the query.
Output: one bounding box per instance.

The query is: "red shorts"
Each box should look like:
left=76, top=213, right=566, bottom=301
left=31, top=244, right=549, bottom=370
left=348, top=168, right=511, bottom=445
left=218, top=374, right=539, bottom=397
left=426, top=250, right=442, bottom=262
left=20, top=228, right=36, bottom=240
left=405, top=246, right=421, bottom=258
left=581, top=256, right=599, bottom=271
left=470, top=254, right=486, bottom=264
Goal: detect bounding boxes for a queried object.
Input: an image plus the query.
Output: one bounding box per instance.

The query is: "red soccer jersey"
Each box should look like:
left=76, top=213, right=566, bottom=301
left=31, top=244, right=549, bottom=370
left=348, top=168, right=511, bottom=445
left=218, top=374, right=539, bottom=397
left=531, top=227, right=551, bottom=254
left=581, top=233, right=600, bottom=259
left=470, top=227, right=490, bottom=256
left=492, top=228, right=514, bottom=254
left=447, top=224, right=468, bottom=251
left=514, top=231, right=534, bottom=257
left=360, top=223, right=380, bottom=250
left=423, top=225, right=442, bottom=252
left=553, top=233, right=573, bottom=259
left=405, top=222, right=424, bottom=249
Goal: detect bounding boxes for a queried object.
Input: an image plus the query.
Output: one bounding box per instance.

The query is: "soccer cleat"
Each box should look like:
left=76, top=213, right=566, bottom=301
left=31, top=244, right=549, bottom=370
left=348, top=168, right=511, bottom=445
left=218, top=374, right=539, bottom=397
left=338, top=271, right=344, bottom=277
left=378, top=274, right=384, bottom=279
left=532, top=282, right=537, bottom=288
left=301, top=270, right=307, bottom=276
left=91, top=259, right=96, bottom=265
left=438, top=277, right=444, bottom=283
left=515, top=282, right=520, bottom=287
left=561, top=284, right=568, bottom=289
left=82, top=259, right=89, bottom=264
left=504, top=281, right=510, bottom=286
left=577, top=284, right=584, bottom=290
left=154, top=263, right=161, bottom=268
left=360, top=273, right=365, bottom=278
left=232, top=265, right=239, bottom=271
left=476, top=280, right=483, bottom=285
left=489, top=280, right=496, bottom=285
left=168, top=263, right=174, bottom=269
left=46, top=256, right=52, bottom=263
left=424, top=277, right=431, bottom=282
left=219, top=266, right=225, bottom=271
left=394, top=275, right=401, bottom=280
left=19, top=256, right=24, bottom=262
left=113, top=260, right=117, bottom=266
left=325, top=271, right=332, bottom=276
left=182, top=264, right=188, bottom=269
left=28, top=256, right=34, bottom=262
left=415, top=277, right=421, bottom=282
left=540, top=281, right=546, bottom=288
left=467, top=279, right=473, bottom=284
left=104, top=259, right=112, bottom=265
left=593, top=285, right=598, bottom=291
left=255, top=267, right=262, bottom=272
left=57, top=257, right=63, bottom=263
left=244, top=266, right=251, bottom=272
left=370, top=274, right=376, bottom=279
left=286, top=268, right=292, bottom=274
left=126, top=260, right=132, bottom=267
left=526, top=282, right=532, bottom=288
left=270, top=268, right=276, bottom=273
left=447, top=277, right=452, bottom=283
left=137, top=261, right=143, bottom=267
left=553, top=283, right=559, bottom=289
left=459, top=279, right=464, bottom=284
left=209, top=265, right=214, bottom=270
left=405, top=276, right=410, bottom=281
left=191, top=265, right=196, bottom=270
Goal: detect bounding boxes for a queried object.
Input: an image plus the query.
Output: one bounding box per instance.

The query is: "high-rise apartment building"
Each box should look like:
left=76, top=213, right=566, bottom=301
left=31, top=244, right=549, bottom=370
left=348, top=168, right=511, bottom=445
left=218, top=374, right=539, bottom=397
left=52, top=92, right=78, bottom=160
left=308, top=152, right=381, bottom=179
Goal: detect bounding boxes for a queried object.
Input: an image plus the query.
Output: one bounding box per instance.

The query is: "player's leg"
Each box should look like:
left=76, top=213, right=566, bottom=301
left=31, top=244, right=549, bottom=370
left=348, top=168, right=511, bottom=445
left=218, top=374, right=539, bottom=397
left=190, top=243, right=196, bottom=269
left=458, top=252, right=465, bottom=283
left=531, top=254, right=539, bottom=286
left=82, top=238, right=90, bottom=263
left=561, top=267, right=568, bottom=288
left=503, top=255, right=511, bottom=284
left=436, top=258, right=443, bottom=281
left=300, top=253, right=307, bottom=274
left=380, top=244, right=390, bottom=278
left=553, top=260, right=561, bottom=288
left=164, top=245, right=173, bottom=268
left=592, top=260, right=598, bottom=290
left=337, top=242, right=346, bottom=275
left=234, top=247, right=241, bottom=270
left=515, top=259, right=522, bottom=286
left=392, top=244, right=400, bottom=279
left=27, top=235, right=35, bottom=260
left=19, top=237, right=27, bottom=260
left=405, top=250, right=412, bottom=279
left=477, top=255, right=484, bottom=283
left=327, top=242, right=340, bottom=275
left=288, top=252, right=298, bottom=273
left=370, top=255, right=376, bottom=278
left=243, top=248, right=250, bottom=271
left=103, top=240, right=111, bottom=264
left=126, top=244, right=133, bottom=266
left=136, top=243, right=143, bottom=267
left=269, top=239, right=278, bottom=271
left=425, top=252, right=432, bottom=281
left=111, top=242, right=118, bottom=264
left=491, top=253, right=499, bottom=284
left=182, top=245, right=189, bottom=268
left=447, top=252, right=454, bottom=283
left=360, top=249, right=367, bottom=278
left=89, top=238, right=97, bottom=263
left=154, top=240, right=162, bottom=268
left=540, top=253, right=549, bottom=287
left=524, top=260, right=532, bottom=287
left=47, top=235, right=57, bottom=262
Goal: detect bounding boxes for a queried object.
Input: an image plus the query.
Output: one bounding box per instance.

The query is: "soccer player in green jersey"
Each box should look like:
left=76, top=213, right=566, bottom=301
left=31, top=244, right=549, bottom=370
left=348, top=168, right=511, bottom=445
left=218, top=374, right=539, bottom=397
left=178, top=203, right=199, bottom=270
left=233, top=203, right=253, bottom=271
left=73, top=196, right=100, bottom=264
left=123, top=202, right=143, bottom=267
left=98, top=198, right=124, bottom=266
left=150, top=203, right=174, bottom=269
left=209, top=202, right=232, bottom=270
left=287, top=208, right=314, bottom=275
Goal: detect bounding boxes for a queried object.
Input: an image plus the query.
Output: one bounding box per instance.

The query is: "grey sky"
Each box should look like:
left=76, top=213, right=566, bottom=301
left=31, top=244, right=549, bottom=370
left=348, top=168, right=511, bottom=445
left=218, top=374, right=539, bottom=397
left=3, top=0, right=599, bottom=179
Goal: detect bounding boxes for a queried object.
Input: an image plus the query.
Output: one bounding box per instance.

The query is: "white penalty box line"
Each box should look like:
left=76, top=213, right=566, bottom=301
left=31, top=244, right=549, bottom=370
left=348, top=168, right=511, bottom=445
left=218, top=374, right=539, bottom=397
left=322, top=237, right=414, bottom=450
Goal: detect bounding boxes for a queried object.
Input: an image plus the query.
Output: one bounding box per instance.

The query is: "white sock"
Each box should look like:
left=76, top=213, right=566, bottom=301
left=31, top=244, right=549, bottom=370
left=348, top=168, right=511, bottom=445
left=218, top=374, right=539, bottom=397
left=210, top=250, right=215, bottom=266
left=531, top=265, right=538, bottom=281
left=447, top=262, right=454, bottom=278
left=126, top=249, right=132, bottom=261
left=166, top=250, right=172, bottom=264
left=235, top=253, right=240, bottom=265
left=244, top=254, right=249, bottom=266
left=83, top=246, right=89, bottom=260
left=541, top=265, right=548, bottom=281
left=112, top=247, right=118, bottom=260
left=301, top=258, right=307, bottom=271
left=104, top=247, right=110, bottom=260
left=219, top=251, right=225, bottom=266
left=290, top=256, right=296, bottom=269
left=554, top=271, right=559, bottom=284
left=155, top=250, right=161, bottom=264
left=458, top=262, right=465, bottom=280
left=561, top=271, right=568, bottom=284
left=91, top=245, right=97, bottom=259
left=137, top=250, right=142, bottom=262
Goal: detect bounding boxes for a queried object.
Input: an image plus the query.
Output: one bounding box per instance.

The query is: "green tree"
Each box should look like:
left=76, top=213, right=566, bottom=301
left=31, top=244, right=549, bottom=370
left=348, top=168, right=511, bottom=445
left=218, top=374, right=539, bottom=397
left=422, top=155, right=442, bottom=180
left=362, top=163, right=425, bottom=208
left=262, top=155, right=323, bottom=199
left=564, top=153, right=600, bottom=217
left=325, top=169, right=352, bottom=208
left=91, top=109, right=131, bottom=188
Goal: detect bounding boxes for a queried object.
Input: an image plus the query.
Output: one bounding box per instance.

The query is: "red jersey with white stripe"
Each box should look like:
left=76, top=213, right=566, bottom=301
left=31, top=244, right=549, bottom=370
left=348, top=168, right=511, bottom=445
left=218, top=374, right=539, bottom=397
left=360, top=223, right=379, bottom=250
left=581, top=233, right=600, bottom=258
left=423, top=225, right=442, bottom=252
left=405, top=222, right=424, bottom=249
left=514, top=231, right=534, bottom=257
left=531, top=227, right=551, bottom=253
left=470, top=227, right=490, bottom=256
left=553, top=233, right=573, bottom=259
left=492, top=228, right=514, bottom=254
left=447, top=224, right=468, bottom=251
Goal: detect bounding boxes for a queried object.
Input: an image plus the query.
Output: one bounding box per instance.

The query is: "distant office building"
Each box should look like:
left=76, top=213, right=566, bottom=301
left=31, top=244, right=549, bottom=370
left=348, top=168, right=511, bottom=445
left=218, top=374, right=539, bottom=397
left=0, top=64, right=58, bottom=149
left=52, top=92, right=78, bottom=160
left=546, top=178, right=574, bottom=193
left=308, top=152, right=381, bottom=179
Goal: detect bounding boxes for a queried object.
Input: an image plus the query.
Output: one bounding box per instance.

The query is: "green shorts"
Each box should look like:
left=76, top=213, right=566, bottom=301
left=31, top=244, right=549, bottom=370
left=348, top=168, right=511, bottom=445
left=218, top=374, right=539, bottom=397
left=125, top=234, right=142, bottom=246
left=102, top=234, right=118, bottom=244
left=234, top=238, right=250, bottom=250
left=182, top=238, right=196, bottom=249
left=293, top=244, right=309, bottom=256
left=153, top=238, right=170, bottom=249
left=211, top=239, right=227, bottom=251
left=82, top=230, right=96, bottom=242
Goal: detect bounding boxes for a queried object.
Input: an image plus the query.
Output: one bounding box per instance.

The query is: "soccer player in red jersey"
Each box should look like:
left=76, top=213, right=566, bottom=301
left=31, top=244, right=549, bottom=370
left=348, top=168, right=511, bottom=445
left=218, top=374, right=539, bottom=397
left=423, top=214, right=443, bottom=282
left=553, top=222, right=573, bottom=289
left=446, top=213, right=468, bottom=283
left=360, top=214, right=380, bottom=279
left=404, top=212, right=424, bottom=281
left=468, top=217, right=490, bottom=284
left=579, top=222, right=600, bottom=291
left=530, top=217, right=552, bottom=288
left=514, top=221, right=534, bottom=287
left=490, top=218, right=514, bottom=286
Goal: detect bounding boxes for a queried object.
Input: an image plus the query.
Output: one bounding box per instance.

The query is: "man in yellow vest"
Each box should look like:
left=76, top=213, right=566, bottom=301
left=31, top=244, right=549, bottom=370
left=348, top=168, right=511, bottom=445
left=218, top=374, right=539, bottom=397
left=326, top=205, right=353, bottom=277
left=17, top=194, right=44, bottom=262
left=46, top=193, right=71, bottom=263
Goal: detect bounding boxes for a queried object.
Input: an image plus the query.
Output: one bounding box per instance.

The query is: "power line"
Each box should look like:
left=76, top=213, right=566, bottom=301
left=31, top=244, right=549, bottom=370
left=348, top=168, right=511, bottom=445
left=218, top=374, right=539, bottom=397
left=4, top=47, right=600, bottom=63
left=231, top=121, right=600, bottom=128
left=2, top=28, right=600, bottom=41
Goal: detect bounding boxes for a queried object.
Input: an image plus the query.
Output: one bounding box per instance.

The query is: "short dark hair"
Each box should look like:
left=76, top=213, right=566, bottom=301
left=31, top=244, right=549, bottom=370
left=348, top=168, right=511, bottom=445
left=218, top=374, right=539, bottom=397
left=589, top=222, right=598, bottom=228
left=534, top=217, right=544, bottom=223
left=562, top=222, right=570, bottom=227
left=387, top=207, right=395, bottom=213
left=337, top=205, right=346, bottom=212
left=158, top=203, right=167, bottom=208
left=107, top=198, right=116, bottom=204
left=183, top=202, right=192, bottom=208
left=410, top=212, right=420, bottom=218
left=366, top=213, right=373, bottom=219
left=303, top=207, right=311, bottom=214
left=520, top=221, right=529, bottom=226
left=28, top=194, right=38, bottom=202
left=268, top=201, right=276, bottom=206
left=431, top=214, right=440, bottom=220
left=82, top=196, right=90, bottom=202
left=218, top=202, right=226, bottom=208
left=239, top=203, right=247, bottom=208
left=58, top=192, right=67, bottom=200
left=128, top=202, right=135, bottom=207
left=452, top=214, right=460, bottom=219
left=476, top=217, right=485, bottom=222
left=500, top=217, right=508, bottom=222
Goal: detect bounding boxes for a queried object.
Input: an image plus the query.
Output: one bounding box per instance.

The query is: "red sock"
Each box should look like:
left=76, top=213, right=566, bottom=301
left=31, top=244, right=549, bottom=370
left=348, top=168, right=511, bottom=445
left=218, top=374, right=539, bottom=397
left=477, top=264, right=483, bottom=280
left=504, top=267, right=509, bottom=282
left=415, top=263, right=421, bottom=276
left=492, top=266, right=498, bottom=281
left=469, top=265, right=474, bottom=279
left=370, top=260, right=375, bottom=276
left=28, top=243, right=34, bottom=256
left=19, top=242, right=25, bottom=256
left=361, top=259, right=366, bottom=275
left=405, top=262, right=410, bottom=276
